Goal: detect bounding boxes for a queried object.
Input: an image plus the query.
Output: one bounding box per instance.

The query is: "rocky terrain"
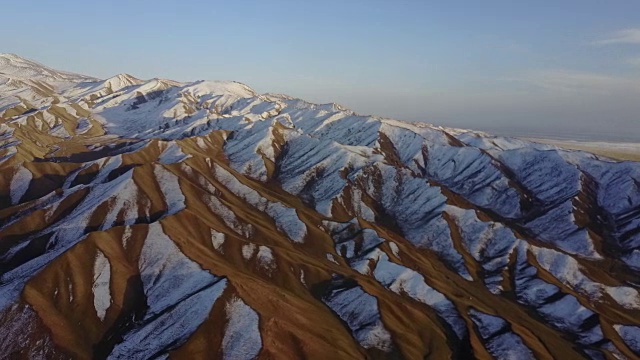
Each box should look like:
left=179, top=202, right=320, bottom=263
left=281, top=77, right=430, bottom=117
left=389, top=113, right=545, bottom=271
left=1, top=53, right=640, bottom=359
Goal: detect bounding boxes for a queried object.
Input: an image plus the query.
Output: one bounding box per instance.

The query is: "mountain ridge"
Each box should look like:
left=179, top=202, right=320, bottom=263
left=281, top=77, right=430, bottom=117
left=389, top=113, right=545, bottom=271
left=0, top=53, right=97, bottom=83
left=1, top=54, right=640, bottom=359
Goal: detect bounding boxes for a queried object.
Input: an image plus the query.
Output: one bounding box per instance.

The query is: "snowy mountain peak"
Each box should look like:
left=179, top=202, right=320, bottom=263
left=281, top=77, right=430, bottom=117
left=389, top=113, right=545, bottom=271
left=0, top=53, right=96, bottom=83
left=184, top=80, right=257, bottom=97
left=0, top=53, right=33, bottom=64
left=106, top=73, right=143, bottom=86
left=0, top=53, right=24, bottom=61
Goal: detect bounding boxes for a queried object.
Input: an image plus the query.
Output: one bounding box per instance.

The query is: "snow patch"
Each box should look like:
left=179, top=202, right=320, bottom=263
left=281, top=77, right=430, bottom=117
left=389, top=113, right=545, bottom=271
left=532, top=246, right=640, bottom=309
left=153, top=165, right=186, bottom=214
left=211, top=230, right=225, bottom=253
left=257, top=246, right=276, bottom=273
left=92, top=251, right=111, bottom=321
left=222, top=297, right=262, bottom=360
left=299, top=269, right=307, bottom=286
left=326, top=253, right=339, bottom=265
left=614, top=324, right=640, bottom=353
left=389, top=242, right=400, bottom=258
left=242, top=243, right=257, bottom=260
left=158, top=142, right=191, bottom=164
left=266, top=203, right=307, bottom=243
left=469, top=309, right=535, bottom=359
left=322, top=281, right=394, bottom=352
left=358, top=251, right=467, bottom=339
left=10, top=166, right=32, bottom=204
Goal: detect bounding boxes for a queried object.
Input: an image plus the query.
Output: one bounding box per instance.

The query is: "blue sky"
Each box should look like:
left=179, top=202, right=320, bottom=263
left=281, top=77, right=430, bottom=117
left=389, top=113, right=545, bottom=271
left=3, top=1, right=640, bottom=140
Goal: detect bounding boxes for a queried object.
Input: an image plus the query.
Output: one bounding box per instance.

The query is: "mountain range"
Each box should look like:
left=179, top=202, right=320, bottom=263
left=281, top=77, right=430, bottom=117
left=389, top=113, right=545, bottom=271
left=1, top=53, right=640, bottom=359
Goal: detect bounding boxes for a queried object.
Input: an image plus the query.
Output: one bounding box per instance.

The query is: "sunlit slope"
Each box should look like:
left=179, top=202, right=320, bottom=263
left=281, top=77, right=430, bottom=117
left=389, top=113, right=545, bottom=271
left=2, top=54, right=640, bottom=359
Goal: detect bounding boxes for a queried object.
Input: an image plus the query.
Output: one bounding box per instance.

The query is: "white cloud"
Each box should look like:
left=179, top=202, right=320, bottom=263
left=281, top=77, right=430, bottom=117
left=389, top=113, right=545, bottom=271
left=593, top=28, right=640, bottom=46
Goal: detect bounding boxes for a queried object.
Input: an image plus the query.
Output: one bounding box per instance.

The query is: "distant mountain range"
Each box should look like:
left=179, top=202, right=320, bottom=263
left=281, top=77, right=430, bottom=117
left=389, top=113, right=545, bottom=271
left=2, top=53, right=640, bottom=359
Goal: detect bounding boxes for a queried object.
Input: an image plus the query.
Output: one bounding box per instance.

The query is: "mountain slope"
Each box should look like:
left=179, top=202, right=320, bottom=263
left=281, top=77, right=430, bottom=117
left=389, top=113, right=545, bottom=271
left=2, top=54, right=640, bottom=359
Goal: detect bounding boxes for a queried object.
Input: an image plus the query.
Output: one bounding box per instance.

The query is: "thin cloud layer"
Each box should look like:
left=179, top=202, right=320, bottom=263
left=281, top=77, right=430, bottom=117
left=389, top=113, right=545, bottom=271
left=505, top=70, right=640, bottom=94
left=593, top=28, right=640, bottom=45
left=627, top=57, right=640, bottom=67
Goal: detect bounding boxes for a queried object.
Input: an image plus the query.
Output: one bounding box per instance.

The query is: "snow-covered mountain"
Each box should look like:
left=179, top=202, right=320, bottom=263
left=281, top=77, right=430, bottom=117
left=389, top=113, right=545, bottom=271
left=2, top=53, right=640, bottom=359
